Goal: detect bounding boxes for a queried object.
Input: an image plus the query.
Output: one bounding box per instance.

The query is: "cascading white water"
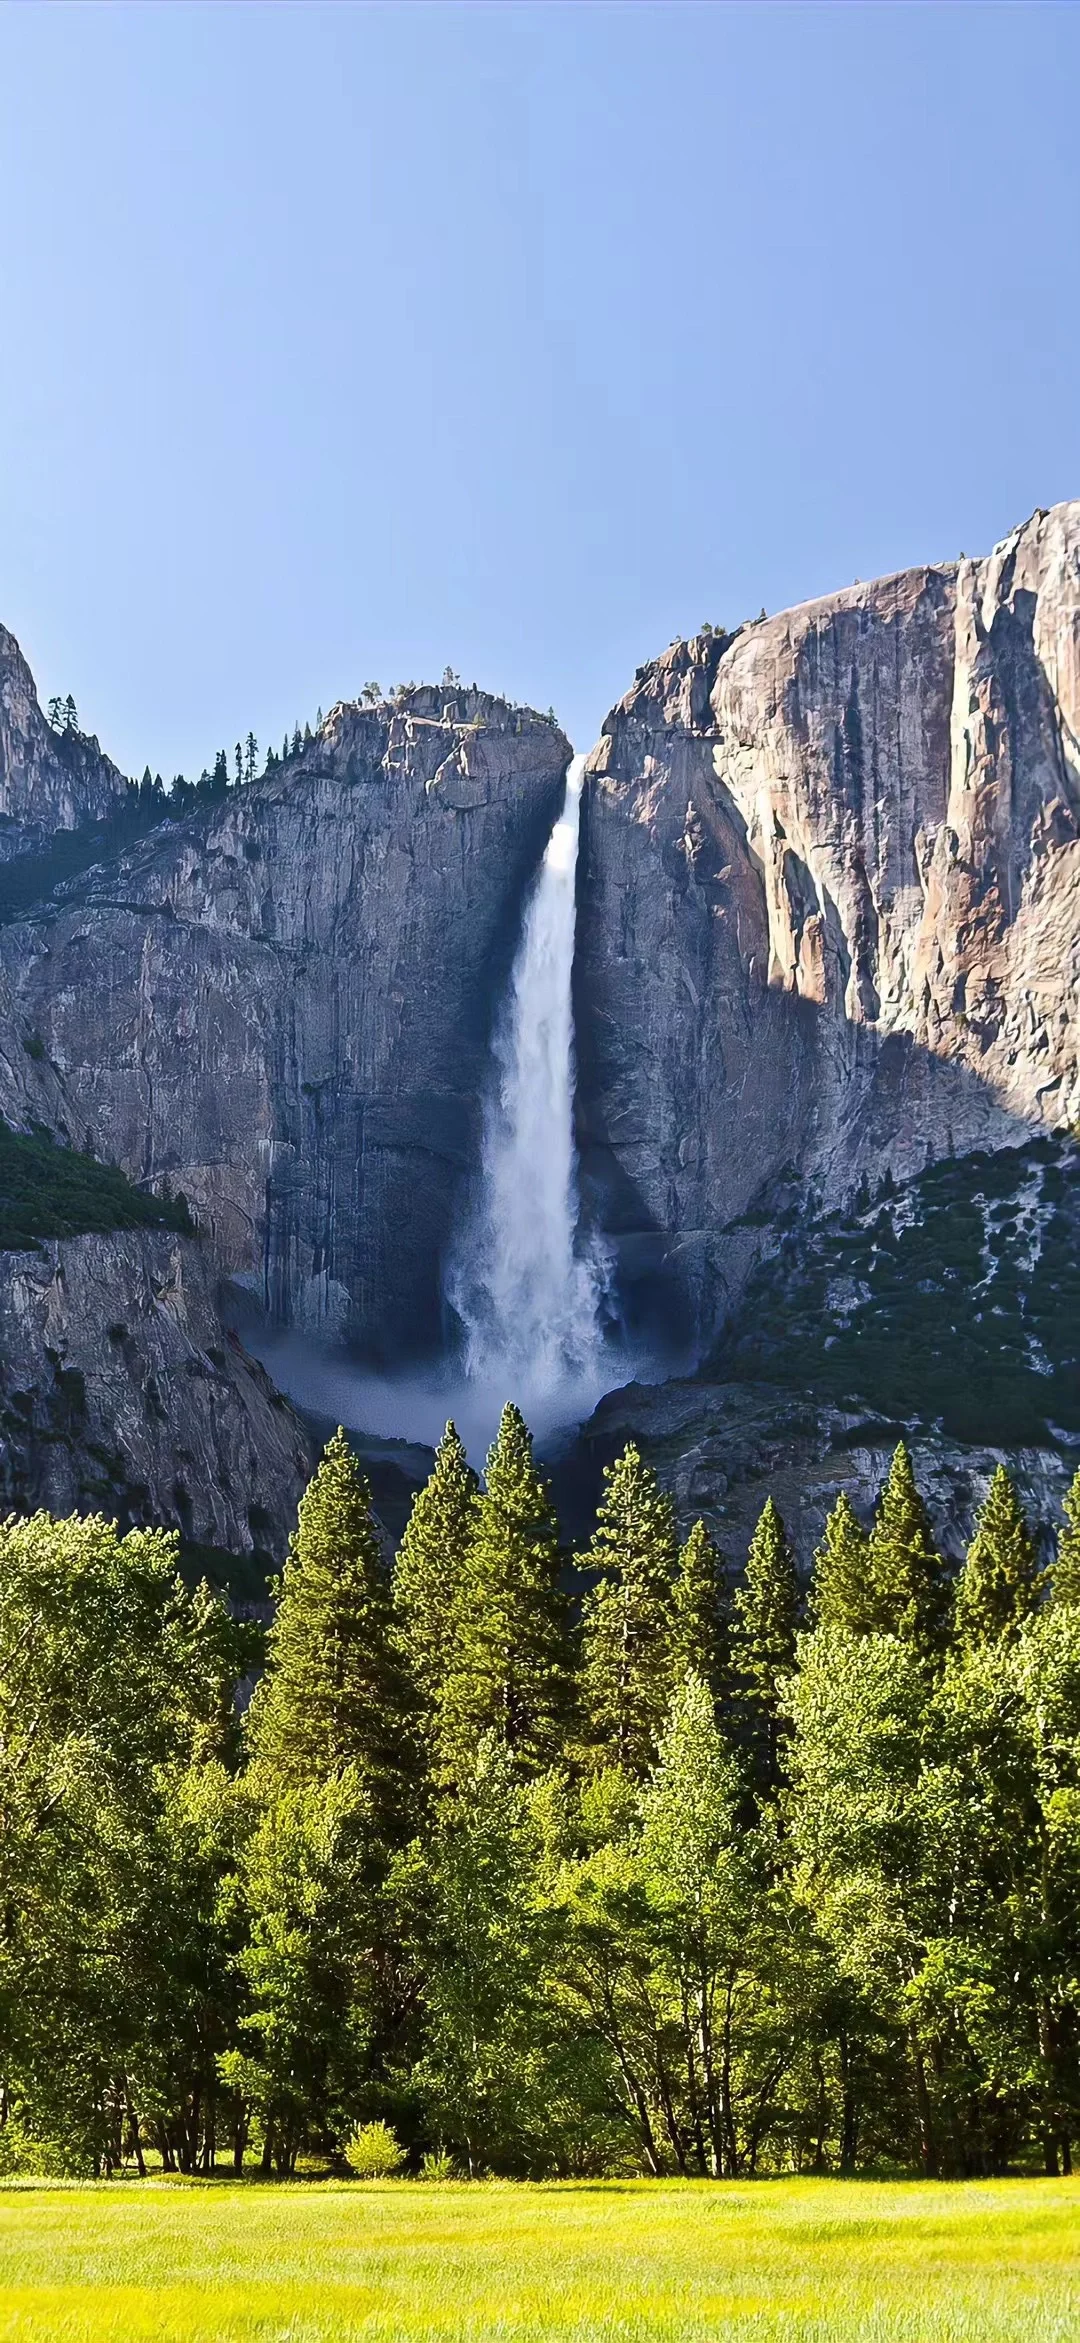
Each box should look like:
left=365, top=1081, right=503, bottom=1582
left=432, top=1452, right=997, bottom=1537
left=448, top=754, right=608, bottom=1422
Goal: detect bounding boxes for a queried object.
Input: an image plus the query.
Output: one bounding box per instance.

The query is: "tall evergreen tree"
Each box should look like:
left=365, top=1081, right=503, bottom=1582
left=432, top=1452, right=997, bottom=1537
left=954, top=1465, right=1039, bottom=1649
left=865, top=1443, right=948, bottom=1653
left=393, top=1421, right=478, bottom=1726
left=731, top=1498, right=799, bottom=1791
left=579, top=1443, right=680, bottom=1775
left=1050, top=1469, right=1080, bottom=1610
left=440, top=1405, right=570, bottom=1775
left=245, top=1430, right=405, bottom=1836
left=669, top=1518, right=729, bottom=1711
left=810, top=1492, right=871, bottom=1632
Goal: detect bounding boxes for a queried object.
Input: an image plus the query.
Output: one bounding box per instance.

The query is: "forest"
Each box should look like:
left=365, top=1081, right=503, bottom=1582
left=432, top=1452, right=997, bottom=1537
left=2, top=1410, right=1079, bottom=2186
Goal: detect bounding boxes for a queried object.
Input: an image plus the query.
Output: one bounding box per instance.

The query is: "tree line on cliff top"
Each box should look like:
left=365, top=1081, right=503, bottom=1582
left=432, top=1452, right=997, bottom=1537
left=2, top=1411, right=1079, bottom=2182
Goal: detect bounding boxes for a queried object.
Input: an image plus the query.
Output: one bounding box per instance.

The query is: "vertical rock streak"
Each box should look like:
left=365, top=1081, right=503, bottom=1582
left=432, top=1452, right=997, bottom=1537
left=449, top=754, right=607, bottom=1413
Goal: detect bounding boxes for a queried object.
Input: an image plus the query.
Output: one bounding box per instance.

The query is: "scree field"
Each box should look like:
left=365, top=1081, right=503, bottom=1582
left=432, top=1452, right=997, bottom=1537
left=0, top=2176, right=1075, bottom=2342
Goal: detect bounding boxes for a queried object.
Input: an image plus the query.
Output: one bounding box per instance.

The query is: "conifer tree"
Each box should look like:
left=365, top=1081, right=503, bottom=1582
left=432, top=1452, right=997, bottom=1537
left=731, top=1497, right=799, bottom=1790
left=669, top=1518, right=729, bottom=1710
left=246, top=1429, right=405, bottom=1835
left=954, top=1464, right=1039, bottom=1649
left=393, top=1421, right=478, bottom=1724
left=810, top=1491, right=872, bottom=1631
left=1049, top=1468, right=1080, bottom=1609
left=579, top=1443, right=680, bottom=1774
left=439, top=1404, right=570, bottom=1775
left=865, top=1443, right=948, bottom=1653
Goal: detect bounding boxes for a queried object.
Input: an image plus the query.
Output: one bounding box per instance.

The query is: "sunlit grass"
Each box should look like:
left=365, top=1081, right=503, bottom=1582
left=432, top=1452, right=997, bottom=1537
left=0, top=2175, right=1075, bottom=2340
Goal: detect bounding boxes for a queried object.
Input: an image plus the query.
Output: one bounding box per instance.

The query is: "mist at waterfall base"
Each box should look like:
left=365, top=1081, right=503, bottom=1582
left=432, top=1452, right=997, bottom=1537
left=248, top=758, right=652, bottom=1467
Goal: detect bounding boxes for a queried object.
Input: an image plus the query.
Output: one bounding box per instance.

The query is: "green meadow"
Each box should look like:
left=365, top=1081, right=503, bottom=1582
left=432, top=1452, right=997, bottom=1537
left=0, top=2177, right=1075, bottom=2343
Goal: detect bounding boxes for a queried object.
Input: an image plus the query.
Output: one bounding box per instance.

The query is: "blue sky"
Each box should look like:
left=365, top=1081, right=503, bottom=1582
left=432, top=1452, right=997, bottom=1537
left=1, top=1, right=1077, bottom=776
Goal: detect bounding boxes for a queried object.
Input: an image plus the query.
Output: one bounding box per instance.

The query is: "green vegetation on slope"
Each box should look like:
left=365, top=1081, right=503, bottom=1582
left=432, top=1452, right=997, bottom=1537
left=0, top=1119, right=193, bottom=1249
left=0, top=2177, right=1075, bottom=2343
left=726, top=1137, right=1080, bottom=1444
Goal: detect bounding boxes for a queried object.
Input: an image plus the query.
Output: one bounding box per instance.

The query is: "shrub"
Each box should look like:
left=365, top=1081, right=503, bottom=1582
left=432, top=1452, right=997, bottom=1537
left=344, top=2121, right=405, bottom=2179
left=419, top=2149, right=459, bottom=2181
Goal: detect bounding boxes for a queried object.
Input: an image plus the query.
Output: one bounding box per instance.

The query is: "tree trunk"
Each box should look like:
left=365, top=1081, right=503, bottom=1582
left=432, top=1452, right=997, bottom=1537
left=908, top=2027, right=938, bottom=2178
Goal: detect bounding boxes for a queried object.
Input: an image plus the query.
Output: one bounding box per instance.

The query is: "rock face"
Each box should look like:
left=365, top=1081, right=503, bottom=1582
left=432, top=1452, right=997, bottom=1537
left=0, top=625, right=127, bottom=859
left=0, top=1229, right=313, bottom=1557
left=580, top=1376, right=1075, bottom=1575
left=1, top=500, right=1078, bottom=1553
left=577, top=501, right=1080, bottom=1346
left=0, top=690, right=571, bottom=1360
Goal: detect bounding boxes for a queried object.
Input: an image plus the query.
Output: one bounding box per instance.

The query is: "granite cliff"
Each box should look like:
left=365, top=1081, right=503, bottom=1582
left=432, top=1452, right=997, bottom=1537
left=0, top=499, right=1077, bottom=1554
left=0, top=683, right=571, bottom=1359
left=0, top=1227, right=312, bottom=1562
left=0, top=625, right=127, bottom=860
left=577, top=500, right=1080, bottom=1346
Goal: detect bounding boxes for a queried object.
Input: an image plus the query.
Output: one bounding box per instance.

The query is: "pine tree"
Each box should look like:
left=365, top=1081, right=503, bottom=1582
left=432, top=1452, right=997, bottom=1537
left=954, top=1464, right=1039, bottom=1649
left=669, top=1518, right=730, bottom=1711
left=731, top=1497, right=799, bottom=1791
left=1049, top=1468, right=1080, bottom=1609
left=245, top=731, right=258, bottom=784
left=46, top=695, right=63, bottom=729
left=394, top=1421, right=478, bottom=1724
left=63, top=692, right=78, bottom=732
left=212, top=748, right=229, bottom=797
left=246, top=1429, right=406, bottom=1836
left=810, top=1492, right=872, bottom=1631
left=234, top=741, right=243, bottom=787
left=579, top=1443, right=680, bottom=1774
left=865, top=1444, right=948, bottom=1652
left=439, top=1404, right=570, bottom=1776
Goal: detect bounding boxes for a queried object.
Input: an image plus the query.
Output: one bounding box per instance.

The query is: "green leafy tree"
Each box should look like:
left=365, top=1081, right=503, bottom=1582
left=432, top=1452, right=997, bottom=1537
left=0, top=1514, right=248, bottom=2173
left=404, top=1734, right=556, bottom=2173
left=731, top=1499, right=800, bottom=1791
left=1050, top=1469, right=1080, bottom=1609
left=639, top=1674, right=766, bottom=2175
left=234, top=1770, right=377, bottom=2173
left=440, top=1406, right=570, bottom=1776
left=954, top=1465, right=1039, bottom=1650
left=810, top=1492, right=871, bottom=1632
left=393, top=1421, right=477, bottom=1731
left=246, top=1431, right=407, bottom=1840
left=784, top=1625, right=942, bottom=2173
left=866, top=1444, right=949, bottom=1653
left=579, top=1444, right=680, bottom=1774
left=669, top=1519, right=729, bottom=1709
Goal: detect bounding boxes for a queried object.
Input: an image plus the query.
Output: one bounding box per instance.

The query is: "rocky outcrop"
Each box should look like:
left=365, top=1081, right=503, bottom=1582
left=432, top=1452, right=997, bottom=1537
left=581, top=1377, right=1076, bottom=1573
left=0, top=625, right=127, bottom=859
left=0, top=1229, right=313, bottom=1557
left=0, top=688, right=571, bottom=1360
left=577, top=501, right=1080, bottom=1347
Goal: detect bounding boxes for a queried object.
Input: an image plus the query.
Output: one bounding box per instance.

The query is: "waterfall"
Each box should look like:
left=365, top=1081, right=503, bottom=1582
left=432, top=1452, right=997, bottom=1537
left=448, top=753, right=608, bottom=1422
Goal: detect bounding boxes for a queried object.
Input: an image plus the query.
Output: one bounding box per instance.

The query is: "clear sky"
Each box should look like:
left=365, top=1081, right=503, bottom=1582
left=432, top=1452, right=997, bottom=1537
left=1, top=0, right=1077, bottom=777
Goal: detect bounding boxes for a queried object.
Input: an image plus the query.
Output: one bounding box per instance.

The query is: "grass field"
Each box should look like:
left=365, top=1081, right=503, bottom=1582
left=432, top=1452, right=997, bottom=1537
left=0, top=2176, right=1076, bottom=2342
